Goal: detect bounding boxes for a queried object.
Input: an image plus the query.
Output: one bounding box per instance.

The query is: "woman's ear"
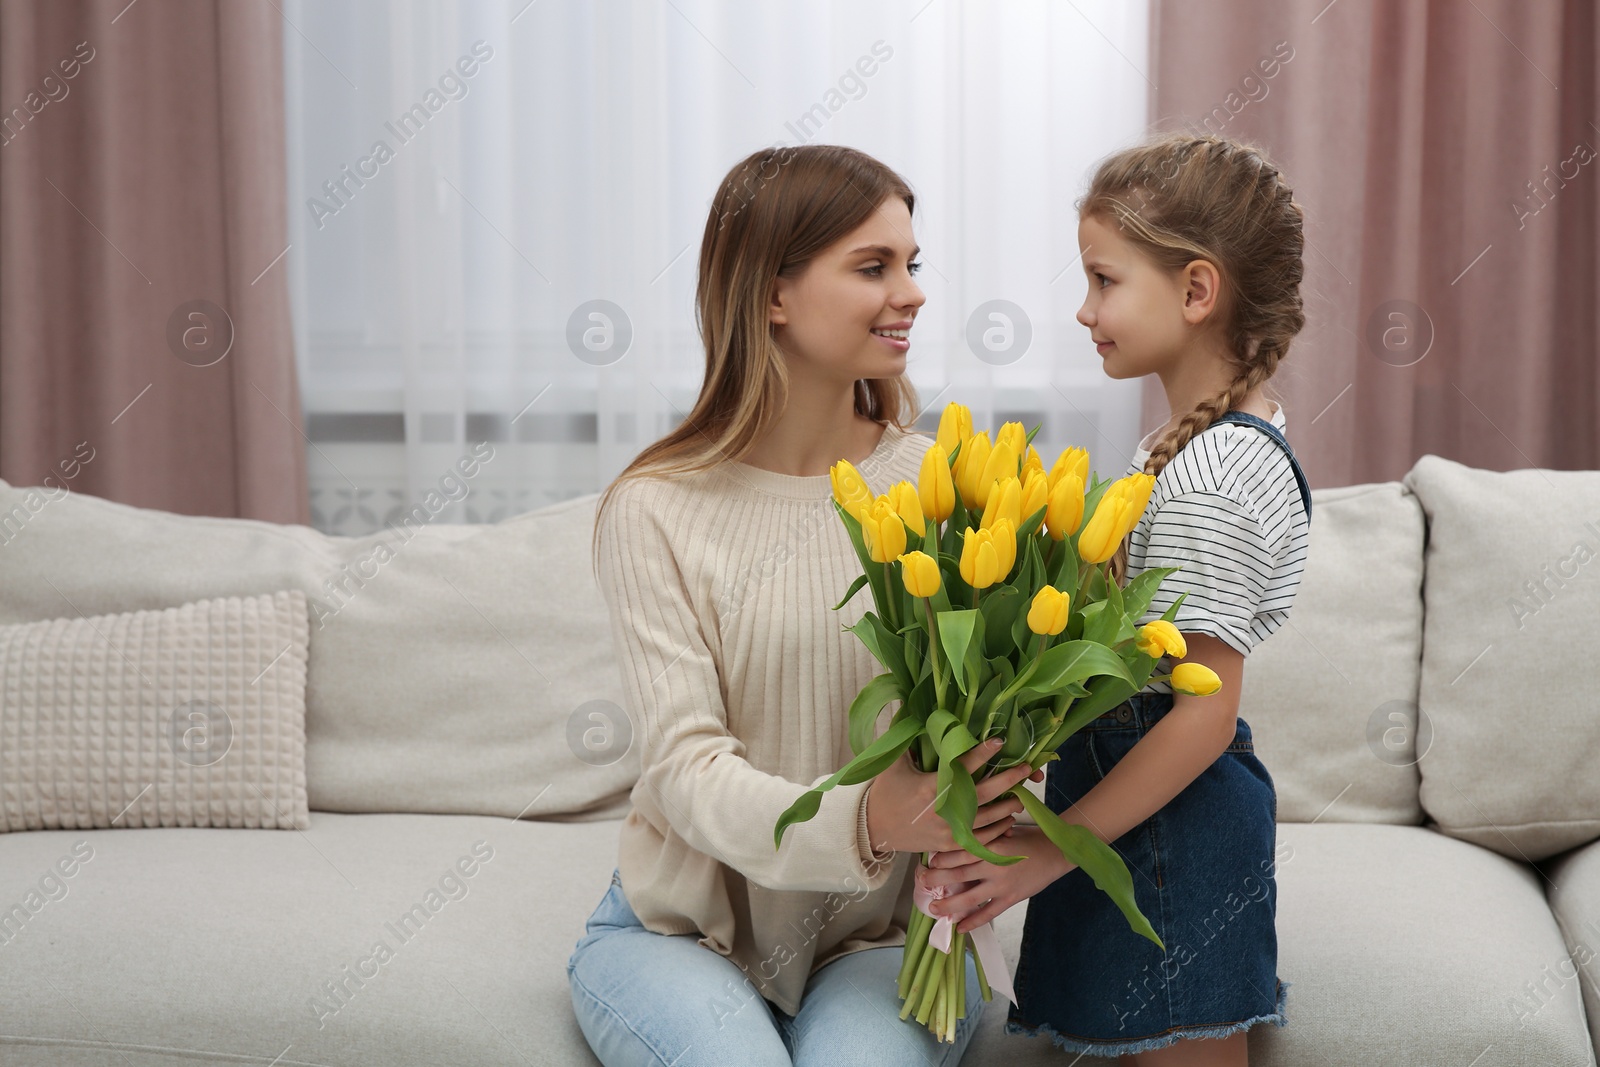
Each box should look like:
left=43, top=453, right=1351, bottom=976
left=769, top=277, right=789, bottom=327
left=1180, top=259, right=1222, bottom=325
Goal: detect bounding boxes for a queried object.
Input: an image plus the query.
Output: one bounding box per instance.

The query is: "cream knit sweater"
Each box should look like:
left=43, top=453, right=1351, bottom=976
left=593, top=421, right=931, bottom=1017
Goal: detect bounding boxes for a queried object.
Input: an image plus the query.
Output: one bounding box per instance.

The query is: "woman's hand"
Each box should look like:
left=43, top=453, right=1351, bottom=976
left=864, top=739, right=1045, bottom=855
left=917, top=824, right=1075, bottom=933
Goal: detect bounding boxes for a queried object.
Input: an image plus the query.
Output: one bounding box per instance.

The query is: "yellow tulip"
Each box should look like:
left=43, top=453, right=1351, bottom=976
left=959, top=527, right=1001, bottom=589
left=830, top=459, right=872, bottom=522
left=979, top=440, right=1020, bottom=491
left=1123, top=472, right=1157, bottom=527
left=1048, top=447, right=1090, bottom=494
left=979, top=476, right=1022, bottom=532
left=918, top=444, right=956, bottom=523
left=898, top=550, right=941, bottom=598
left=996, top=421, right=1027, bottom=461
left=1027, top=586, right=1070, bottom=636
left=887, top=480, right=925, bottom=539
left=861, top=499, right=908, bottom=563
left=1136, top=620, right=1187, bottom=660
left=1020, top=469, right=1050, bottom=526
left=1172, top=662, right=1222, bottom=697
left=1022, top=445, right=1045, bottom=485
left=990, top=517, right=1017, bottom=577
left=1078, top=489, right=1136, bottom=564
left=955, top=432, right=993, bottom=510
left=936, top=403, right=973, bottom=455
left=1045, top=474, right=1085, bottom=541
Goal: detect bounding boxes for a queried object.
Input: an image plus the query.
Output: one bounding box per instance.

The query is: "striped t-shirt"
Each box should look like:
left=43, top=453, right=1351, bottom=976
left=1123, top=402, right=1310, bottom=695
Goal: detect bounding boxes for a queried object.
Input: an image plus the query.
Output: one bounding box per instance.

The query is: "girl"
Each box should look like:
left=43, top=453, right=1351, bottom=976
left=567, top=144, right=1039, bottom=1066
left=917, top=133, right=1313, bottom=1065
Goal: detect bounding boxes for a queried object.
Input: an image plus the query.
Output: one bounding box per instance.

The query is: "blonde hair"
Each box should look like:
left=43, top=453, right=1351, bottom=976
left=591, top=145, right=923, bottom=573
left=1083, top=133, right=1306, bottom=585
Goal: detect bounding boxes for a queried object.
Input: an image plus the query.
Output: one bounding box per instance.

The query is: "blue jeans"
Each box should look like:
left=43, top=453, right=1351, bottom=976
left=567, top=868, right=987, bottom=1066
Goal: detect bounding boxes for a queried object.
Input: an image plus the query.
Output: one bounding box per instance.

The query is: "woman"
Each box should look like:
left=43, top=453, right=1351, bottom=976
left=567, top=144, right=1037, bottom=1065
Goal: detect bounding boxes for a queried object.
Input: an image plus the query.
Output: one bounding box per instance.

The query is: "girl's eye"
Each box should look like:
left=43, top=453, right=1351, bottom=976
left=1094, top=272, right=1111, bottom=288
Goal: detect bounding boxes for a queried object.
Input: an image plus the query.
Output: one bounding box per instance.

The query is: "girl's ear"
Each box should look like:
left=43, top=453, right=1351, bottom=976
left=1180, top=259, right=1222, bottom=325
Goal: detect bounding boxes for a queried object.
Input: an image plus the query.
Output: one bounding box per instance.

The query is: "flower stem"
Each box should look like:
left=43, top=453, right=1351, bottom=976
left=923, top=599, right=946, bottom=708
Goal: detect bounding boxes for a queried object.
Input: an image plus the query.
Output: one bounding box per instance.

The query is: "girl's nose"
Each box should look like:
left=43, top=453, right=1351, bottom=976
left=1076, top=301, right=1094, bottom=328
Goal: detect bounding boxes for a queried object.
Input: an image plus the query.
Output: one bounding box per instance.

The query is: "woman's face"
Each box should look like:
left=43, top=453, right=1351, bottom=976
left=769, top=196, right=925, bottom=386
left=1074, top=212, right=1195, bottom=381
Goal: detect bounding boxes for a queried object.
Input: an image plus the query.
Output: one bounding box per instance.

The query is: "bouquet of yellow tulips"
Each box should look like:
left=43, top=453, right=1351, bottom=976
left=773, top=402, right=1224, bottom=1043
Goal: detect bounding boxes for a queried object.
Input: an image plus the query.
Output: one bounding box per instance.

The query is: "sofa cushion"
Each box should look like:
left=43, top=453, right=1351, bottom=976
left=0, top=478, right=632, bottom=821
left=1252, top=823, right=1593, bottom=1067
left=0, top=812, right=616, bottom=1066
left=5, top=817, right=1587, bottom=1067
left=1403, top=455, right=1600, bottom=860
left=1544, top=838, right=1600, bottom=1055
left=0, top=590, right=309, bottom=833
left=1234, top=483, right=1427, bottom=825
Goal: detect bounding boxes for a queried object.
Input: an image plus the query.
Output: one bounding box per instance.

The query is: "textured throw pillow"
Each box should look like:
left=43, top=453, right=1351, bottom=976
left=0, top=478, right=634, bottom=822
left=1403, top=455, right=1600, bottom=860
left=0, top=590, right=310, bottom=832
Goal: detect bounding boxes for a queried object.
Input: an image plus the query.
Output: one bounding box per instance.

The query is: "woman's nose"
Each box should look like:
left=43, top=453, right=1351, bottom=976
left=898, top=278, right=926, bottom=310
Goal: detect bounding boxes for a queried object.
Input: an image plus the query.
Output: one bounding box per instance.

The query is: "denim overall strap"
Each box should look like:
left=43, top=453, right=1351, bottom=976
left=1204, top=410, right=1312, bottom=523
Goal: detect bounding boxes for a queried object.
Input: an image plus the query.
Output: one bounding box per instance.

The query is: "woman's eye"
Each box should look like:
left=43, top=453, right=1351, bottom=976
left=861, top=261, right=922, bottom=277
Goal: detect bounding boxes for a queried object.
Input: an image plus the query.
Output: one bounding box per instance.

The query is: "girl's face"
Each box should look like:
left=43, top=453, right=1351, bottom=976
left=769, top=196, right=925, bottom=385
left=1075, top=213, right=1214, bottom=381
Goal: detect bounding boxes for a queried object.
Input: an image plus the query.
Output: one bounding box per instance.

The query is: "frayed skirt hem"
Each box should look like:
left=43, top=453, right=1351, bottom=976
left=1002, top=979, right=1290, bottom=1058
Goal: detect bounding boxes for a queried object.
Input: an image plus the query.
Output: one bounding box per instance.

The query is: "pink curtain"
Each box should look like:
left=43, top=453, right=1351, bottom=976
left=1149, top=0, right=1599, bottom=485
left=0, top=0, right=308, bottom=522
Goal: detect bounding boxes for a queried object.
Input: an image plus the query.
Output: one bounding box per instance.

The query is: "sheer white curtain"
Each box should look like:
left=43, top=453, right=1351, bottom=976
left=282, top=0, right=1149, bottom=535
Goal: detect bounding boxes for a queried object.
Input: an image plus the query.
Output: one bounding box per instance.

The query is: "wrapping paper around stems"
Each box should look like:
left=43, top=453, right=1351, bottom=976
left=911, top=862, right=1017, bottom=1007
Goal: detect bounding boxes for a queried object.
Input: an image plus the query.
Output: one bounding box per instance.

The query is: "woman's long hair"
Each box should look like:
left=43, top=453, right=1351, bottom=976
left=591, top=145, right=923, bottom=571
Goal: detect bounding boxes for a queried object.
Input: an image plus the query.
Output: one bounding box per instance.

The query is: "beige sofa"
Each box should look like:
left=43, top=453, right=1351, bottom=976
left=1, top=454, right=1596, bottom=1066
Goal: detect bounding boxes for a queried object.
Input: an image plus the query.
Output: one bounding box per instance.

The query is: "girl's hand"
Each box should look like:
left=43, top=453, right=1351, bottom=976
left=864, top=740, right=1045, bottom=855
left=918, top=824, right=1075, bottom=933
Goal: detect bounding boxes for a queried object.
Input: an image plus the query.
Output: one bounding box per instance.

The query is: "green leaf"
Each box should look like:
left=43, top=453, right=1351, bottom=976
left=1079, top=601, right=1121, bottom=647
left=1021, top=535, right=1045, bottom=594
left=1013, top=640, right=1136, bottom=698
left=934, top=753, right=1020, bottom=866
left=925, top=708, right=1020, bottom=866
left=832, top=573, right=871, bottom=612
left=775, top=716, right=922, bottom=848
left=847, top=612, right=910, bottom=690
left=903, top=669, right=935, bottom=722
left=936, top=610, right=981, bottom=695
left=972, top=659, right=1015, bottom=737
left=979, top=586, right=1026, bottom=659
left=1121, top=565, right=1179, bottom=623
left=1044, top=659, right=1160, bottom=751
left=1017, top=503, right=1048, bottom=540
left=1050, top=532, right=1080, bottom=595
left=847, top=673, right=906, bottom=757
left=904, top=629, right=930, bottom=684
left=925, top=707, right=978, bottom=755
left=1010, top=787, right=1163, bottom=949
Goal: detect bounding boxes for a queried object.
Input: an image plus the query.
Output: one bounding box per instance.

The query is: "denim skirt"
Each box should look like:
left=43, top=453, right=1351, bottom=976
left=1006, top=690, right=1289, bottom=1057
